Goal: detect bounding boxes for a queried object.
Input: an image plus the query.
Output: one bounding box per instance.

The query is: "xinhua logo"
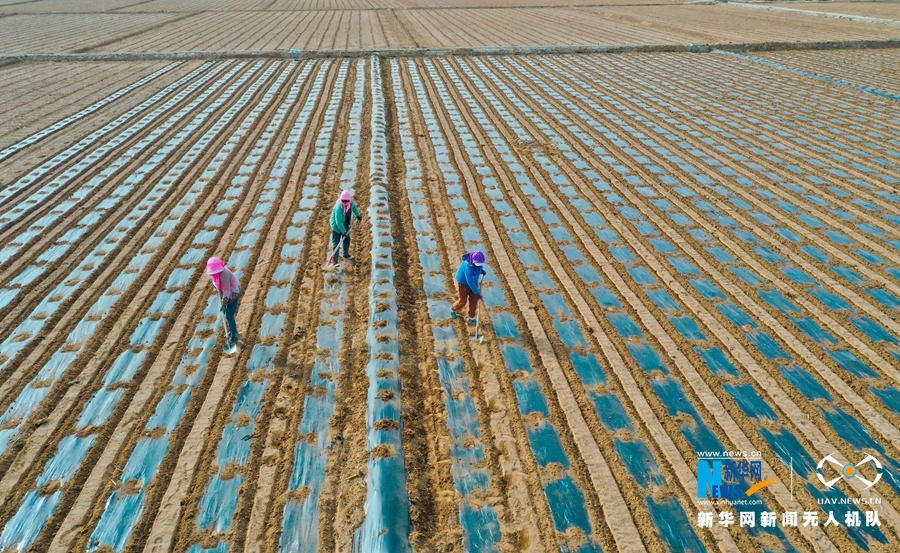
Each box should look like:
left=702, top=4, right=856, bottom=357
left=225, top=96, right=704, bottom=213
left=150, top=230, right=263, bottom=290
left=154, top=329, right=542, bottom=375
left=697, top=459, right=779, bottom=499
left=816, top=454, right=883, bottom=489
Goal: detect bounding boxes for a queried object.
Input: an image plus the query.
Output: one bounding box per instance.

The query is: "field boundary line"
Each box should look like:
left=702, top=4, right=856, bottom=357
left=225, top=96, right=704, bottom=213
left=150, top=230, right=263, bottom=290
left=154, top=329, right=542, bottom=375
left=727, top=1, right=900, bottom=27
left=0, top=37, right=898, bottom=62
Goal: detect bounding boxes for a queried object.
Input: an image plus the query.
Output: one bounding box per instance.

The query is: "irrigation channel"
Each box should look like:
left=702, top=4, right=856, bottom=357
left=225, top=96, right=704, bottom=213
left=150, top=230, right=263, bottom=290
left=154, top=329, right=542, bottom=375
left=0, top=49, right=898, bottom=552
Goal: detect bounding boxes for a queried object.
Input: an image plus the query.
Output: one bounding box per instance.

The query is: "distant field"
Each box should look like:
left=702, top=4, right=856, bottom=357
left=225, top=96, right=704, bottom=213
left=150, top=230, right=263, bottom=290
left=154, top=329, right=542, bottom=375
left=0, top=0, right=898, bottom=52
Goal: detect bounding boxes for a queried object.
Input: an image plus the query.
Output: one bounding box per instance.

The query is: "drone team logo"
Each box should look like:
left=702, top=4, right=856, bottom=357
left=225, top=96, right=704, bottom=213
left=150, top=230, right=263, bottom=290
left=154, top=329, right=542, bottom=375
left=816, top=453, right=883, bottom=489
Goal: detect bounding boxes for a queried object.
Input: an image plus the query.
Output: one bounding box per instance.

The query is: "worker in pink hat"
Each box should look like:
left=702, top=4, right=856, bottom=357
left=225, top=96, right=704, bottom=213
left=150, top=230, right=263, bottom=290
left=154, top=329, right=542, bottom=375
left=451, top=250, right=486, bottom=324
left=206, top=257, right=242, bottom=354
left=329, top=190, right=362, bottom=260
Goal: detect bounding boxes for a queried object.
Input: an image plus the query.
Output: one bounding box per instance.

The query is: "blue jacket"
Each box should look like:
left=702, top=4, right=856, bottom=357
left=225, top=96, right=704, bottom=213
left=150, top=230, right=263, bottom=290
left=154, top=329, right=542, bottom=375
left=455, top=254, right=486, bottom=296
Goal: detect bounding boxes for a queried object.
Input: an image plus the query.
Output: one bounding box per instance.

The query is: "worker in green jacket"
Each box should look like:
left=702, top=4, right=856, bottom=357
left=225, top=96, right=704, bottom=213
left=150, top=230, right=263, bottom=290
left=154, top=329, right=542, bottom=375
left=330, top=190, right=362, bottom=260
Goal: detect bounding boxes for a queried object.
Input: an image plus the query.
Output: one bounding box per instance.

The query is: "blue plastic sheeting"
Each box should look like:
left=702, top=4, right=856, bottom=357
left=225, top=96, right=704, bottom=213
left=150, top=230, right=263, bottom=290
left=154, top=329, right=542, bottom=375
left=591, top=394, right=634, bottom=433
left=542, top=477, right=596, bottom=539
left=723, top=383, right=777, bottom=421
left=726, top=266, right=765, bottom=288
left=569, top=353, right=607, bottom=387
left=146, top=390, right=193, bottom=432
left=421, top=57, right=607, bottom=551
left=501, top=345, right=532, bottom=377
left=279, top=60, right=357, bottom=553
left=553, top=46, right=899, bottom=544
left=553, top=319, right=588, bottom=349
left=850, top=316, right=897, bottom=344
left=199, top=474, right=243, bottom=533
left=90, top=437, right=168, bottom=551
left=0, top=57, right=288, bottom=544
left=864, top=287, right=900, bottom=310
left=871, top=386, right=900, bottom=416
left=695, top=347, right=739, bottom=377
left=626, top=342, right=666, bottom=373
left=829, top=264, right=866, bottom=285
left=259, top=312, right=286, bottom=339
left=166, top=267, right=193, bottom=289
left=0, top=435, right=94, bottom=548
left=625, top=266, right=657, bottom=286
left=716, top=50, right=900, bottom=103
left=527, top=422, right=570, bottom=468
left=512, top=379, right=550, bottom=417
left=669, top=257, right=699, bottom=275
left=826, top=349, right=879, bottom=379
left=779, top=364, right=832, bottom=401
left=606, top=313, right=643, bottom=339
left=78, top=388, right=126, bottom=428
left=645, top=289, right=680, bottom=313
left=130, top=317, right=167, bottom=347
left=459, top=505, right=502, bottom=552
left=651, top=378, right=722, bottom=454
left=149, top=290, right=181, bottom=314
left=716, top=302, right=756, bottom=328
left=789, top=317, right=838, bottom=346
left=645, top=497, right=707, bottom=553
left=668, top=316, right=706, bottom=341
left=178, top=248, right=206, bottom=267
left=688, top=279, right=726, bottom=301
left=0, top=64, right=245, bottom=374
left=616, top=439, right=665, bottom=489
left=82, top=61, right=300, bottom=553
left=191, top=60, right=325, bottom=551
left=355, top=58, right=413, bottom=553
left=744, top=330, right=790, bottom=362
left=0, top=491, right=63, bottom=550
left=807, top=287, right=851, bottom=311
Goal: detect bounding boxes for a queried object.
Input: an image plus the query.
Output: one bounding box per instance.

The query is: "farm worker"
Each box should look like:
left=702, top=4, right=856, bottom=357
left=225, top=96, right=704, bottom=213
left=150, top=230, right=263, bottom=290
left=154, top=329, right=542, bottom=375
left=451, top=250, right=486, bottom=324
left=206, top=257, right=242, bottom=353
left=330, top=190, right=362, bottom=260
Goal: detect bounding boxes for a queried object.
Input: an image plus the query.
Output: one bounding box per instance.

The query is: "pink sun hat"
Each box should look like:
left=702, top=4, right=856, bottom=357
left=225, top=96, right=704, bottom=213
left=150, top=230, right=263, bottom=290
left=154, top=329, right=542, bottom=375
left=206, top=257, right=226, bottom=275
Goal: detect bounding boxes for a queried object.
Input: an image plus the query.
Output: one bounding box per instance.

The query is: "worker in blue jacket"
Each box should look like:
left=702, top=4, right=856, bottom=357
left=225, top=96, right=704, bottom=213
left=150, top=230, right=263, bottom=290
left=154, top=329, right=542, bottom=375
left=451, top=250, right=486, bottom=324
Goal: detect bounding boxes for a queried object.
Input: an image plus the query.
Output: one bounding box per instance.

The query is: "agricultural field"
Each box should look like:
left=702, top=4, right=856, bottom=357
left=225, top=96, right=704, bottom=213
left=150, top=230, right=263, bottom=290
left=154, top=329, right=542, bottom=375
left=1, top=0, right=899, bottom=53
left=762, top=2, right=900, bottom=21
left=1, top=0, right=900, bottom=552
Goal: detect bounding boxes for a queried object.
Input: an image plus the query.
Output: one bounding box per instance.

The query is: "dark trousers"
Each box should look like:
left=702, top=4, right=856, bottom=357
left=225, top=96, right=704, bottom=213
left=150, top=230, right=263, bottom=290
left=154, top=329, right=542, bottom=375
left=331, top=231, right=350, bottom=257
left=222, top=299, right=239, bottom=346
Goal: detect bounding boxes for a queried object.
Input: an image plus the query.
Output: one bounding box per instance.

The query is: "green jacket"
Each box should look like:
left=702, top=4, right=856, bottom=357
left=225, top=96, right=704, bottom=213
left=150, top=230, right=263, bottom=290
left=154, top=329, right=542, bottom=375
left=330, top=201, right=362, bottom=233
